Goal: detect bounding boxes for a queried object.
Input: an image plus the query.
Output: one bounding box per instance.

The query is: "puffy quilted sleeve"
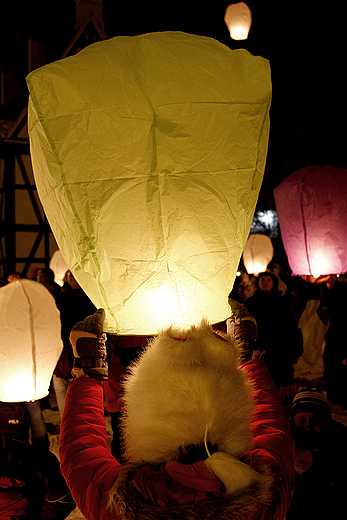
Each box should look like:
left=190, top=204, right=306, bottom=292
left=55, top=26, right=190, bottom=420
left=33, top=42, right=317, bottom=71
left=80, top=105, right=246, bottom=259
left=59, top=377, right=121, bottom=520
left=243, top=359, right=295, bottom=519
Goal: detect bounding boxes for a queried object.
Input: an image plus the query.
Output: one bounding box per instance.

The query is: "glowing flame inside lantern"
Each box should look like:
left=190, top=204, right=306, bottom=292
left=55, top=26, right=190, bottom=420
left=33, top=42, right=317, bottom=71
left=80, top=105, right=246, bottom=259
left=3, top=374, right=36, bottom=403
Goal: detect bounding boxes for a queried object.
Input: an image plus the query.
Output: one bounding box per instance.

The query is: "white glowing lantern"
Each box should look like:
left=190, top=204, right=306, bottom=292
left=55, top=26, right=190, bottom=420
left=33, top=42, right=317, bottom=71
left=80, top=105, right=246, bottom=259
left=27, top=31, right=271, bottom=334
left=274, top=165, right=347, bottom=277
left=49, top=249, right=69, bottom=286
left=225, top=2, right=252, bottom=40
left=0, top=280, right=63, bottom=402
left=243, top=233, right=274, bottom=275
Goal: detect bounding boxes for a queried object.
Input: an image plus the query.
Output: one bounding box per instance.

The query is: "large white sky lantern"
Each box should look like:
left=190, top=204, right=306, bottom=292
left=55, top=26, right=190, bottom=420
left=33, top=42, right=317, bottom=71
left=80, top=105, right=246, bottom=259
left=225, top=3, right=252, bottom=40
left=26, top=31, right=271, bottom=334
left=0, top=280, right=63, bottom=402
left=243, top=234, right=274, bottom=275
left=274, top=165, right=347, bottom=278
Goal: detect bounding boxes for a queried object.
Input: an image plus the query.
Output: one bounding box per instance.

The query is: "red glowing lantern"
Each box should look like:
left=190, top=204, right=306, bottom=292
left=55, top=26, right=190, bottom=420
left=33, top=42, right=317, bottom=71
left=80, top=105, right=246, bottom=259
left=274, top=165, right=347, bottom=278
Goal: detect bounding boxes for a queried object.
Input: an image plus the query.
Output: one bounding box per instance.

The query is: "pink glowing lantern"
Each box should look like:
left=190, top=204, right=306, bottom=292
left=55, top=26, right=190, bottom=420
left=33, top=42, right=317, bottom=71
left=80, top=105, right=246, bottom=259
left=274, top=165, right=347, bottom=278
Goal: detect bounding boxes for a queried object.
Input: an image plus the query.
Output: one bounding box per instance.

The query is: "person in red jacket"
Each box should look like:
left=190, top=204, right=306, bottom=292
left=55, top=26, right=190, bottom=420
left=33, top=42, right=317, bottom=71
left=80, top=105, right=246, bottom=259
left=0, top=432, right=75, bottom=519
left=59, top=304, right=295, bottom=520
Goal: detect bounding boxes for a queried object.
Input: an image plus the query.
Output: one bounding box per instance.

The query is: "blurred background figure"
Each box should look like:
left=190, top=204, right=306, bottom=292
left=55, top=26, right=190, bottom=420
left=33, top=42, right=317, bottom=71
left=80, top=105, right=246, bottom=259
left=37, top=267, right=62, bottom=303
left=228, top=272, right=257, bottom=304
left=7, top=273, right=21, bottom=283
left=245, top=271, right=303, bottom=397
left=287, top=388, right=347, bottom=519
left=53, top=270, right=96, bottom=417
left=317, top=275, right=347, bottom=406
left=0, top=432, right=75, bottom=518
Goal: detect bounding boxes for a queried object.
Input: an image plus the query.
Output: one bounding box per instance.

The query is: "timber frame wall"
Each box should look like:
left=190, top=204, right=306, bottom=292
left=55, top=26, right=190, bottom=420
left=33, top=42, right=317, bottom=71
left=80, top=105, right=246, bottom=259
left=0, top=21, right=105, bottom=281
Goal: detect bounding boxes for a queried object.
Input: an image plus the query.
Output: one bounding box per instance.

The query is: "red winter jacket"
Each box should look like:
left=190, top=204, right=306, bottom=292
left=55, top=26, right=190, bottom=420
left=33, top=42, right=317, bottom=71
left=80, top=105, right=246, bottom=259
left=59, top=359, right=295, bottom=520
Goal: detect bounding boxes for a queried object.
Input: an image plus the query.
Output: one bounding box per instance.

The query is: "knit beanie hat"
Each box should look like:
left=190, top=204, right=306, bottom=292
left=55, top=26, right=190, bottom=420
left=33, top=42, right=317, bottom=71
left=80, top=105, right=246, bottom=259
left=121, top=319, right=263, bottom=494
left=291, top=388, right=331, bottom=419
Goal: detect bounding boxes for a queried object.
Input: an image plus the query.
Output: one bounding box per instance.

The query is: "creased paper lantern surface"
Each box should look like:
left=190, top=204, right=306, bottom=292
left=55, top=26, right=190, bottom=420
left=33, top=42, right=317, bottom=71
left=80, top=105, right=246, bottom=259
left=0, top=280, right=63, bottom=402
left=27, top=31, right=271, bottom=334
left=274, top=165, right=347, bottom=276
left=243, top=233, right=274, bottom=275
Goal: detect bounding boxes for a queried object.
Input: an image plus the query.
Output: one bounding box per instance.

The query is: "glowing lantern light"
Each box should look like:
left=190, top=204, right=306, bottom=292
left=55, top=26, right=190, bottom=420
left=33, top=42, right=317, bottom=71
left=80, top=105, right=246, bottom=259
left=225, top=2, right=252, bottom=40
left=26, top=31, right=271, bottom=334
left=242, top=233, right=274, bottom=275
left=274, top=165, right=347, bottom=278
left=49, top=249, right=69, bottom=286
left=0, top=280, right=63, bottom=402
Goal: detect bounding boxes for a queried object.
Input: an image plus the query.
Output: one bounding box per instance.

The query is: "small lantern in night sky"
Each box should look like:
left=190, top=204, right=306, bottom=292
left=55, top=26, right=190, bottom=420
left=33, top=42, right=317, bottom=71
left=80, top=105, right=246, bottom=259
left=224, top=2, right=252, bottom=40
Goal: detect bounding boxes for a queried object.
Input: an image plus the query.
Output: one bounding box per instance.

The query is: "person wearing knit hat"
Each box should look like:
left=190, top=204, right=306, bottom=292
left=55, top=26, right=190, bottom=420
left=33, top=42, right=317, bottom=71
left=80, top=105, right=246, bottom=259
left=290, top=388, right=331, bottom=452
left=58, top=306, right=295, bottom=520
left=287, top=387, right=347, bottom=520
left=291, top=388, right=331, bottom=421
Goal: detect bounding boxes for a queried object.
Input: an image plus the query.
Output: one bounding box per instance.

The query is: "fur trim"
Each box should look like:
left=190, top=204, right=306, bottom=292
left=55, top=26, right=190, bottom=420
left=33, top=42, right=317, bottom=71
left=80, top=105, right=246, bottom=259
left=204, top=452, right=264, bottom=494
left=121, top=320, right=254, bottom=465
left=106, top=458, right=276, bottom=520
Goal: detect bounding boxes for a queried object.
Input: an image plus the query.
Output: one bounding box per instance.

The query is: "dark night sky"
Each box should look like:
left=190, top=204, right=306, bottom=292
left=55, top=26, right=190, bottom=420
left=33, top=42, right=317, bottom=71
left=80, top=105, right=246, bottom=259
left=2, top=0, right=346, bottom=201
left=103, top=1, right=347, bottom=186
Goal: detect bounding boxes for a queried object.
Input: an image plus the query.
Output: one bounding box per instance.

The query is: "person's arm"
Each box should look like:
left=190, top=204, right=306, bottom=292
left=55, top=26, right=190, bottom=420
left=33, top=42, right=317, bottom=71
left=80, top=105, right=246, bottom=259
left=59, top=309, right=121, bottom=520
left=242, top=358, right=295, bottom=520
left=59, top=376, right=121, bottom=519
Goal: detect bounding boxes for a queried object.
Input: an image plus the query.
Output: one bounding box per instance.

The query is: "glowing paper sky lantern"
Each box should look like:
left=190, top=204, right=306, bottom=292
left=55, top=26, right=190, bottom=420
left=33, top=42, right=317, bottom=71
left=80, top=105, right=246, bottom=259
left=274, top=165, right=347, bottom=278
left=27, top=31, right=271, bottom=334
left=0, top=280, right=63, bottom=402
left=243, top=233, right=274, bottom=275
left=224, top=2, right=252, bottom=40
left=49, top=250, right=69, bottom=286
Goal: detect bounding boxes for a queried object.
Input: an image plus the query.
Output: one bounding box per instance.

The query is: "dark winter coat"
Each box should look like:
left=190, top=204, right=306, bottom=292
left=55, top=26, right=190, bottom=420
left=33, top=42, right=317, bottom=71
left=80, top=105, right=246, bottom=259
left=287, top=417, right=347, bottom=519
left=245, top=288, right=303, bottom=387
left=54, top=287, right=96, bottom=379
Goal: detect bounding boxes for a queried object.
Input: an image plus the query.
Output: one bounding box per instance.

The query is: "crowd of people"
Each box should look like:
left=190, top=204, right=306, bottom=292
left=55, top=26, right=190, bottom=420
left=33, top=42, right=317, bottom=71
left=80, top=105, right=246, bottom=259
left=1, top=260, right=347, bottom=519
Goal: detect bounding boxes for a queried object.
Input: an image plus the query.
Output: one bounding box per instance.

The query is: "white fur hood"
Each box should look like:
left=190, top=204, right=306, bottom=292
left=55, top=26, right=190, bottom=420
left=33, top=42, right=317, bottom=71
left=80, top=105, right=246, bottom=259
left=120, top=320, right=266, bottom=497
